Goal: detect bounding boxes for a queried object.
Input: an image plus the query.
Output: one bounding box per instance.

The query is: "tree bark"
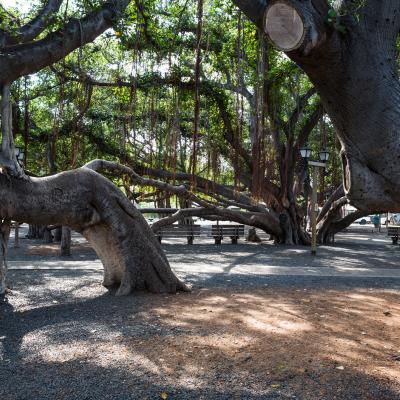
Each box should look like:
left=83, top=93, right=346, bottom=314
left=0, top=168, right=188, bottom=295
left=43, top=227, right=53, bottom=243
left=14, top=222, right=20, bottom=248
left=0, top=0, right=64, bottom=47
left=60, top=226, right=71, bottom=256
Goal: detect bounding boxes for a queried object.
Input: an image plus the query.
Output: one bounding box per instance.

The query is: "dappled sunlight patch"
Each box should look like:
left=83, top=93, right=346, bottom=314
left=25, top=242, right=93, bottom=256
left=3, top=285, right=400, bottom=397
left=241, top=309, right=312, bottom=334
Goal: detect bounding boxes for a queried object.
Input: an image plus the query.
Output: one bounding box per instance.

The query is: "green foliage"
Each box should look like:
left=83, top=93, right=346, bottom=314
left=6, top=0, right=342, bottom=206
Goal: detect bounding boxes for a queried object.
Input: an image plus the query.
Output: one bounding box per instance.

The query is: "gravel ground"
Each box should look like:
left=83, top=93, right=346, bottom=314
left=1, top=227, right=400, bottom=399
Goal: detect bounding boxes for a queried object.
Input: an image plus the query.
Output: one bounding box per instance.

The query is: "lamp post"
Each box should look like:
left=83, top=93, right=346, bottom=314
left=300, top=146, right=329, bottom=256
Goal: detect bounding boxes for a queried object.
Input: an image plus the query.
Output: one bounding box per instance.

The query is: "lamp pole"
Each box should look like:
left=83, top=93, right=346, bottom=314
left=309, top=161, right=326, bottom=255
left=300, top=146, right=329, bottom=256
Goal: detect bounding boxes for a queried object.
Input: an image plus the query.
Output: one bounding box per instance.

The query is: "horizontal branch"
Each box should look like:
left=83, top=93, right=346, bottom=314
left=83, top=159, right=282, bottom=236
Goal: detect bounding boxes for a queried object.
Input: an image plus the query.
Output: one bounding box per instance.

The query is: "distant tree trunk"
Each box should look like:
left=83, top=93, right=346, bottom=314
left=54, top=227, right=62, bottom=242
left=60, top=226, right=71, bottom=256
left=191, top=0, right=203, bottom=188
left=43, top=227, right=53, bottom=243
left=28, top=224, right=45, bottom=239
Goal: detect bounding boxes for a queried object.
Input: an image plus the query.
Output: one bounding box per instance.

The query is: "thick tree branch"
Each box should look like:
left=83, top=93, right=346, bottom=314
left=287, top=87, right=317, bottom=132
left=84, top=159, right=217, bottom=209
left=315, top=195, right=348, bottom=241
left=317, top=184, right=344, bottom=224
left=231, top=0, right=267, bottom=28
left=151, top=206, right=281, bottom=236
left=0, top=218, right=11, bottom=294
left=0, top=0, right=64, bottom=47
left=317, top=208, right=378, bottom=244
left=213, top=79, right=254, bottom=106
left=0, top=0, right=130, bottom=84
left=264, top=0, right=329, bottom=55
left=83, top=159, right=282, bottom=236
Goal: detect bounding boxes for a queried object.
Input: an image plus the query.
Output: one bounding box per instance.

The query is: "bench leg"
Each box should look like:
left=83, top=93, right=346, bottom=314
left=158, top=236, right=162, bottom=243
left=231, top=237, right=238, bottom=244
left=392, top=237, right=398, bottom=245
left=187, top=236, right=194, bottom=245
left=214, top=237, right=222, bottom=245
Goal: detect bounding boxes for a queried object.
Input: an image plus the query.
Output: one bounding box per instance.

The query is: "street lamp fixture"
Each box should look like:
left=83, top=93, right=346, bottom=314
left=300, top=146, right=312, bottom=159
left=319, top=149, right=330, bottom=162
left=300, top=147, right=329, bottom=256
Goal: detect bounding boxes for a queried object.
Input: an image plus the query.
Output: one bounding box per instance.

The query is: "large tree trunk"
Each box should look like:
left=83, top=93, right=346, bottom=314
left=289, top=4, right=400, bottom=212
left=234, top=0, right=400, bottom=212
left=0, top=168, right=188, bottom=295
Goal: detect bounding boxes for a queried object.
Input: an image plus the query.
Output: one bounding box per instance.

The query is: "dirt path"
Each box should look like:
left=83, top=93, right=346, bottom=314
left=1, top=227, right=400, bottom=399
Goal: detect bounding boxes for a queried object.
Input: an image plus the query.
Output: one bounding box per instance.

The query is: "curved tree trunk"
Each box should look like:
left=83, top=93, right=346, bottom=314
left=0, top=168, right=188, bottom=295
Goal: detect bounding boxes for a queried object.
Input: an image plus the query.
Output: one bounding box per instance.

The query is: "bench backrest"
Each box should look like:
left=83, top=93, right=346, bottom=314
left=211, top=224, right=245, bottom=236
left=155, top=224, right=201, bottom=235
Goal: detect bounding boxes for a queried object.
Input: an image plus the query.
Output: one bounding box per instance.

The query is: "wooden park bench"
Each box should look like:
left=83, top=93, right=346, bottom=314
left=154, top=224, right=201, bottom=245
left=388, top=225, right=400, bottom=244
left=211, top=224, right=245, bottom=244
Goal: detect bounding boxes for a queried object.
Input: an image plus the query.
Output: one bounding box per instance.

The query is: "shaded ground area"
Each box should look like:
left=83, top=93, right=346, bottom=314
left=1, top=226, right=400, bottom=399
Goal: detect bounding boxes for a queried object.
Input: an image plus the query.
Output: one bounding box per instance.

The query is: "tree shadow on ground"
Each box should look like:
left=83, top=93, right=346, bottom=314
left=163, top=239, right=400, bottom=272
left=1, top=271, right=400, bottom=399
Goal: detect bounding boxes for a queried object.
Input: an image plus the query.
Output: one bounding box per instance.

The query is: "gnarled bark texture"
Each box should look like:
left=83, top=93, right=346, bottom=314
left=0, top=169, right=188, bottom=295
